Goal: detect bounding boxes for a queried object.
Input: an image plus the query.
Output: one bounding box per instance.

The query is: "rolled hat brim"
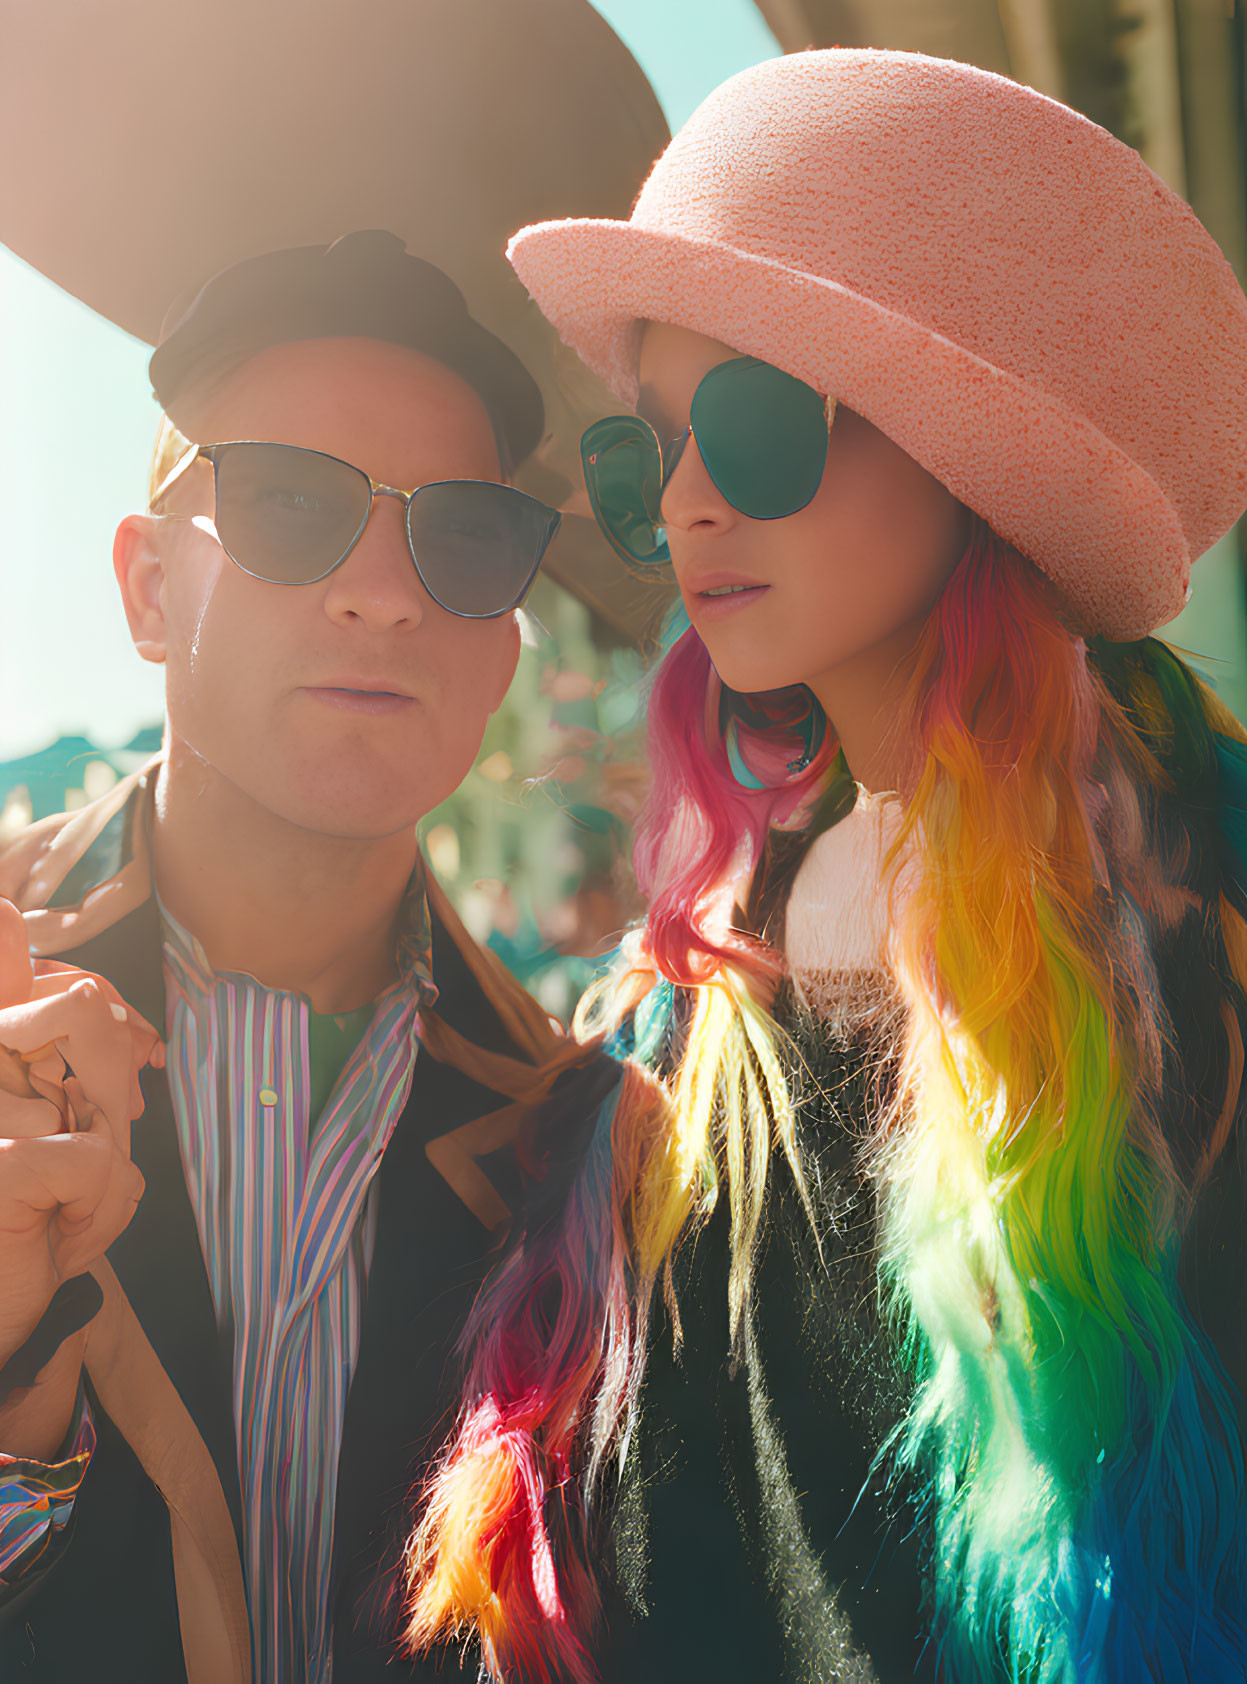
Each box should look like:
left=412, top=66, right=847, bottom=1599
left=509, top=218, right=1191, bottom=640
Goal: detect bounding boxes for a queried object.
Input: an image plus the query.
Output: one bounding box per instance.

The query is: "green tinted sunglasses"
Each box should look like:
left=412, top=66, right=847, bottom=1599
left=580, top=356, right=836, bottom=568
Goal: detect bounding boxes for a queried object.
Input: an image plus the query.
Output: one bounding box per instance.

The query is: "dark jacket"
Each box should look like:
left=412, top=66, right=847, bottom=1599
left=599, top=784, right=1247, bottom=1684
left=0, top=784, right=539, bottom=1682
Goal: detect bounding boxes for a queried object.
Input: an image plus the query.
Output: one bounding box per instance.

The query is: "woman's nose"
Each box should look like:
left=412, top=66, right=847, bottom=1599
left=660, top=433, right=735, bottom=535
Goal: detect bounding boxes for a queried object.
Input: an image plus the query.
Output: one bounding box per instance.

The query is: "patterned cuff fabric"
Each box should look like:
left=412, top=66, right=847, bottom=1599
left=0, top=1393, right=95, bottom=1584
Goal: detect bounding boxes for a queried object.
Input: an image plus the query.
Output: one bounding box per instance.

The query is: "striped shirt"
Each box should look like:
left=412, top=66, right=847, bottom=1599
left=161, top=884, right=436, bottom=1684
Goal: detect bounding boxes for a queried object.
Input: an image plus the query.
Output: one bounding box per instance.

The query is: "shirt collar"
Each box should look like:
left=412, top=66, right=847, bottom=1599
left=23, top=756, right=437, bottom=1012
left=159, top=861, right=437, bottom=1016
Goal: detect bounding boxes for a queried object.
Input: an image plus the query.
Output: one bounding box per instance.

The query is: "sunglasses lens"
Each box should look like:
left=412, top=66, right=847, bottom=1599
left=691, top=357, right=829, bottom=520
left=406, top=482, right=558, bottom=616
left=581, top=417, right=670, bottom=566
left=212, top=443, right=370, bottom=582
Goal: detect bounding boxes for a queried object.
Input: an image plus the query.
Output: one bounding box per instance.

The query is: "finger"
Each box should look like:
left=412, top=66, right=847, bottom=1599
left=48, top=1095, right=144, bottom=1276
left=0, top=1062, right=144, bottom=1284
left=53, top=1149, right=144, bottom=1277
left=0, top=1085, right=67, bottom=1140
left=30, top=964, right=160, bottom=1045
left=0, top=1132, right=117, bottom=1230
left=22, top=1050, right=71, bottom=1136
left=0, top=981, right=150, bottom=1138
left=0, top=989, right=134, bottom=1143
left=28, top=963, right=163, bottom=1091
left=0, top=901, right=33, bottom=1007
left=0, top=1130, right=144, bottom=1277
left=0, top=1043, right=38, bottom=1101
left=64, top=1076, right=123, bottom=1158
left=29, top=969, right=164, bottom=1114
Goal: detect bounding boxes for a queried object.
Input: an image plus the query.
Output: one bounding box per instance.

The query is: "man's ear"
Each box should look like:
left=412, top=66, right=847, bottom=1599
left=485, top=612, right=523, bottom=715
left=113, top=515, right=169, bottom=665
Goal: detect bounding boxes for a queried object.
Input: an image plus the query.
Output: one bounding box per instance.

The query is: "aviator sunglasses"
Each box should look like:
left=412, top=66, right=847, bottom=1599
left=581, top=355, right=837, bottom=568
left=152, top=439, right=562, bottom=617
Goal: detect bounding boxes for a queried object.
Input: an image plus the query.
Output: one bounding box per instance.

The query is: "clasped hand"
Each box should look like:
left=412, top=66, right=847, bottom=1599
left=0, top=898, right=163, bottom=1366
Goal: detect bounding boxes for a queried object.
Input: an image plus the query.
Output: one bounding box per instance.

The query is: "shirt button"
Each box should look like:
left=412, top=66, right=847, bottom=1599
left=259, top=1088, right=279, bottom=1108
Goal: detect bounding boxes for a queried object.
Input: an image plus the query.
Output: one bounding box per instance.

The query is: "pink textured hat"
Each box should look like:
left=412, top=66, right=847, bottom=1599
left=508, top=50, right=1247, bottom=639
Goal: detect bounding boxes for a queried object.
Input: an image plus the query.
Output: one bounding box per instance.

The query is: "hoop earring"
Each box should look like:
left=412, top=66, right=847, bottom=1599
left=786, top=700, right=826, bottom=775
left=723, top=711, right=768, bottom=791
left=720, top=687, right=828, bottom=790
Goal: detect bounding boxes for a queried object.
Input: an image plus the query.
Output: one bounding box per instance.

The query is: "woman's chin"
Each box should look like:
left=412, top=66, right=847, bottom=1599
left=696, top=627, right=814, bottom=697
left=708, top=654, right=810, bottom=695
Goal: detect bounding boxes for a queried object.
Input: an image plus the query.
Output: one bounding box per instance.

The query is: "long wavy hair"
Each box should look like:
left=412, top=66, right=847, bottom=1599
left=404, top=521, right=1247, bottom=1681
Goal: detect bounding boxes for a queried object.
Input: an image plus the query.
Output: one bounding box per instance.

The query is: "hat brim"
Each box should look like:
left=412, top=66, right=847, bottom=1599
left=509, top=218, right=1190, bottom=640
left=0, top=0, right=675, bottom=642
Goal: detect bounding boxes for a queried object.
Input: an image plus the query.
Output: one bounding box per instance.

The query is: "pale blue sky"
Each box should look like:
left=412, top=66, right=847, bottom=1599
left=0, top=0, right=780, bottom=759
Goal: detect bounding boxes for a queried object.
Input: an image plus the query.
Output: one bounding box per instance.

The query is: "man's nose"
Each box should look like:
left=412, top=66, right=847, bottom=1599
left=320, top=490, right=428, bottom=630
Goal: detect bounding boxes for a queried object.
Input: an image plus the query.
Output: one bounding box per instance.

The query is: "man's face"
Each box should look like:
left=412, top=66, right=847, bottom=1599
left=122, top=336, right=522, bottom=839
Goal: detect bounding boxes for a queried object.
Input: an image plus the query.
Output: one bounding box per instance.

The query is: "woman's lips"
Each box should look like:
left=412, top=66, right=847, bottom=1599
left=682, top=576, right=772, bottom=622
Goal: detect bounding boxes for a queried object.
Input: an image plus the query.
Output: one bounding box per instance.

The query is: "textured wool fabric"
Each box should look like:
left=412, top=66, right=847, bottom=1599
left=508, top=50, right=1247, bottom=639
left=783, top=790, right=903, bottom=982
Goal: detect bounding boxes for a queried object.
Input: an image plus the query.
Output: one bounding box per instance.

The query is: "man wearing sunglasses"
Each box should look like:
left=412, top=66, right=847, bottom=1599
left=0, top=229, right=626, bottom=1684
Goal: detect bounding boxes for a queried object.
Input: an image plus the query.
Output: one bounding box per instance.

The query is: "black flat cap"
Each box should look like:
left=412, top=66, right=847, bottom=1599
left=148, top=229, right=545, bottom=464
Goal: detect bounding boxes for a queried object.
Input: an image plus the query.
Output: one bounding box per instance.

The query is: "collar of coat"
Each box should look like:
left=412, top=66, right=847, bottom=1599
left=0, top=755, right=581, bottom=1684
left=0, top=757, right=434, bottom=996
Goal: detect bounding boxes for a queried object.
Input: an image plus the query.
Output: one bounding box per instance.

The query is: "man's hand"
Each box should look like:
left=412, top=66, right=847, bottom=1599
left=0, top=898, right=162, bottom=1371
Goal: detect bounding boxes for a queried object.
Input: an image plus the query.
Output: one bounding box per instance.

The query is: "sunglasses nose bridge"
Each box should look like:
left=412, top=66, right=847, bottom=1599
left=354, top=481, right=412, bottom=543
left=658, top=431, right=731, bottom=533
left=329, top=480, right=415, bottom=584
left=662, top=427, right=692, bottom=488
left=367, top=483, right=420, bottom=569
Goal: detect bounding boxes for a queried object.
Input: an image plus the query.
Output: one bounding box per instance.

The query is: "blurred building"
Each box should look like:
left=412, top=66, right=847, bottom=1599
left=0, top=726, right=162, bottom=837
left=752, top=0, right=1244, bottom=284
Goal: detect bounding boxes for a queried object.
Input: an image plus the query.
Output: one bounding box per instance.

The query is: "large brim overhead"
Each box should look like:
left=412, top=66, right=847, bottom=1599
left=0, top=0, right=676, bottom=643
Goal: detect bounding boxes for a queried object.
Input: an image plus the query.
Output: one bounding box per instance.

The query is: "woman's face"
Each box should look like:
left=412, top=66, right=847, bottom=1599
left=637, top=322, right=968, bottom=700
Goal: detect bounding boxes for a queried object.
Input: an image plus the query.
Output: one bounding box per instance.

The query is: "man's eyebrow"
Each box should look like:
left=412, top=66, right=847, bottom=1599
left=636, top=382, right=683, bottom=441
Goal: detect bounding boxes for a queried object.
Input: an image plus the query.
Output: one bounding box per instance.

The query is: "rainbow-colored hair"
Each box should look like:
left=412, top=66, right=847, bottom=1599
left=405, top=522, right=1247, bottom=1680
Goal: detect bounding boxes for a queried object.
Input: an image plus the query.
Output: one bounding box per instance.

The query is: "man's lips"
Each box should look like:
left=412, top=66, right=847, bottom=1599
left=299, top=679, right=417, bottom=715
